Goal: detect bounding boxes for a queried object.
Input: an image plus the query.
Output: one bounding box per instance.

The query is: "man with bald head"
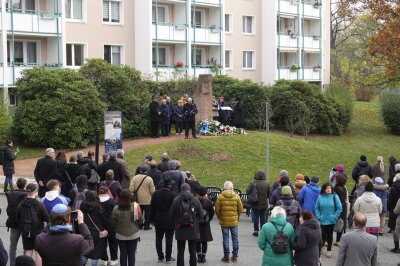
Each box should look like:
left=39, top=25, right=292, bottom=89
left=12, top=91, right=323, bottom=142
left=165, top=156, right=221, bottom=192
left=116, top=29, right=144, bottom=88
left=336, top=212, right=377, bottom=266
left=183, top=97, right=199, bottom=139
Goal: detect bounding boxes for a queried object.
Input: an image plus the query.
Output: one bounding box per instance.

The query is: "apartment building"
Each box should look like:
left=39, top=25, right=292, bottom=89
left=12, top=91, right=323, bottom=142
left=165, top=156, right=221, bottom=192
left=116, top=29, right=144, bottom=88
left=0, top=0, right=330, bottom=106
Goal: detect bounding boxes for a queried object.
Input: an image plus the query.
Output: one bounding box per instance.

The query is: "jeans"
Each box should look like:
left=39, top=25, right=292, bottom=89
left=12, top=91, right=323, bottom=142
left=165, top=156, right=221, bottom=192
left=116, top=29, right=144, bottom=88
left=252, top=208, right=267, bottom=232
left=118, top=239, right=138, bottom=266
left=82, top=257, right=98, bottom=266
left=140, top=205, right=151, bottom=229
left=101, top=234, right=118, bottom=261
left=221, top=226, right=239, bottom=255
left=176, top=121, right=183, bottom=134
left=4, top=175, right=13, bottom=191
left=9, top=228, right=21, bottom=266
left=177, top=240, right=197, bottom=266
left=155, top=227, right=174, bottom=260
left=321, top=224, right=334, bottom=251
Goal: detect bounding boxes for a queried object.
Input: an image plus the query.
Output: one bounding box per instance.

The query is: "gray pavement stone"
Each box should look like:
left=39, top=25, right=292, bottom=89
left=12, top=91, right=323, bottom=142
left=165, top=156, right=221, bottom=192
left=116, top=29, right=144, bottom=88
left=0, top=196, right=397, bottom=266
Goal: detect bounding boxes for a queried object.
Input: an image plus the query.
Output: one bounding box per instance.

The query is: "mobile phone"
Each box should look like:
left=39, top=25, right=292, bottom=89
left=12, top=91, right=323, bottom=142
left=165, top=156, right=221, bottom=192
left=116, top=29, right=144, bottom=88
left=70, top=211, right=78, bottom=219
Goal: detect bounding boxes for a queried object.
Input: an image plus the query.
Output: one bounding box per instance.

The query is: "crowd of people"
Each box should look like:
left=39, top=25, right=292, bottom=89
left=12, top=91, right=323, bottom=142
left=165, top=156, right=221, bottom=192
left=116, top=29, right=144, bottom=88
left=1, top=138, right=400, bottom=265
left=149, top=94, right=244, bottom=139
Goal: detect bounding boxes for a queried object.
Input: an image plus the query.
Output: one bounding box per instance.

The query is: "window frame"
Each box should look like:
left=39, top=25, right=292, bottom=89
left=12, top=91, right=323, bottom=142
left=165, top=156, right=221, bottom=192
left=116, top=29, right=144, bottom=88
left=242, top=15, right=255, bottom=35
left=225, top=13, right=233, bottom=34
left=104, top=44, right=124, bottom=65
left=152, top=4, right=169, bottom=24
left=8, top=94, right=18, bottom=106
left=66, top=43, right=87, bottom=68
left=152, top=46, right=170, bottom=66
left=65, top=0, right=86, bottom=23
left=191, top=9, right=204, bottom=27
left=7, top=39, right=41, bottom=66
left=242, top=50, right=256, bottom=70
left=102, top=0, right=124, bottom=25
left=225, top=49, right=233, bottom=70
left=191, top=48, right=205, bottom=66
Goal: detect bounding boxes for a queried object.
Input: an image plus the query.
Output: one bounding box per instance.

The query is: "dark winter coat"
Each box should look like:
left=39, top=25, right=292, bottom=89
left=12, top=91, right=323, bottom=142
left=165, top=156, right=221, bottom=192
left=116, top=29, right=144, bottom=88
left=150, top=101, right=161, bottom=122
left=388, top=181, right=400, bottom=212
left=80, top=201, right=110, bottom=260
left=56, top=160, right=67, bottom=183
left=270, top=184, right=296, bottom=206
left=183, top=103, right=198, bottom=122
left=371, top=163, right=387, bottom=181
left=97, top=161, right=108, bottom=182
left=157, top=160, right=170, bottom=173
left=160, top=104, right=172, bottom=125
left=270, top=180, right=296, bottom=197
left=35, top=223, right=94, bottom=266
left=275, top=195, right=301, bottom=228
left=188, top=180, right=202, bottom=196
left=16, top=198, right=50, bottom=233
left=169, top=191, right=202, bottom=241
left=218, top=101, right=229, bottom=121
left=100, top=197, right=116, bottom=236
left=334, top=184, right=348, bottom=224
left=77, top=159, right=91, bottom=179
left=352, top=161, right=372, bottom=182
left=232, top=101, right=243, bottom=126
left=174, top=105, right=184, bottom=123
left=34, top=155, right=58, bottom=185
left=160, top=170, right=185, bottom=195
left=101, top=158, right=124, bottom=183
left=148, top=167, right=161, bottom=189
left=84, top=157, right=97, bottom=171
left=0, top=144, right=16, bottom=175
left=291, top=218, right=322, bottom=266
left=0, top=239, right=7, bottom=266
left=6, top=189, right=27, bottom=229
left=149, top=187, right=176, bottom=230
left=389, top=160, right=398, bottom=187
left=65, top=163, right=81, bottom=184
left=246, top=174, right=270, bottom=210
left=198, top=197, right=214, bottom=242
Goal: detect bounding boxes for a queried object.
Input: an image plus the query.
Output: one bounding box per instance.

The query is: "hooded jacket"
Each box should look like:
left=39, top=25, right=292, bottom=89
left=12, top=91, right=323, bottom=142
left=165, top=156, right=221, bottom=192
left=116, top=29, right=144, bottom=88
left=149, top=187, right=176, bottom=230
left=294, top=175, right=306, bottom=199
left=374, top=182, right=389, bottom=212
left=246, top=173, right=270, bottom=210
left=388, top=181, right=400, bottom=212
left=0, top=144, right=16, bottom=176
left=41, top=190, right=70, bottom=214
left=6, top=189, right=27, bottom=229
left=215, top=190, right=243, bottom=227
left=298, top=182, right=321, bottom=214
left=354, top=192, right=382, bottom=228
left=315, top=194, right=342, bottom=225
left=258, top=215, right=295, bottom=266
left=352, top=161, right=372, bottom=182
left=291, top=218, right=321, bottom=266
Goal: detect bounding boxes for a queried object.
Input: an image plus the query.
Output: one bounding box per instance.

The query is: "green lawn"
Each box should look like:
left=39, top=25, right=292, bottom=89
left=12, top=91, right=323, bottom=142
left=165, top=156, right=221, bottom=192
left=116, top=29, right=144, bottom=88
left=125, top=101, right=400, bottom=191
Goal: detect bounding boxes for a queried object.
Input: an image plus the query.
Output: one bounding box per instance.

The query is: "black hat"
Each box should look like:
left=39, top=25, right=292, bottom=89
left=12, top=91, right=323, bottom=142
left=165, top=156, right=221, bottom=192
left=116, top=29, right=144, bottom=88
left=16, top=255, right=35, bottom=266
left=311, top=176, right=319, bottom=183
left=145, top=155, right=153, bottom=161
left=140, top=164, right=150, bottom=173
left=26, top=183, right=37, bottom=193
left=161, top=177, right=175, bottom=186
left=197, top=186, right=208, bottom=196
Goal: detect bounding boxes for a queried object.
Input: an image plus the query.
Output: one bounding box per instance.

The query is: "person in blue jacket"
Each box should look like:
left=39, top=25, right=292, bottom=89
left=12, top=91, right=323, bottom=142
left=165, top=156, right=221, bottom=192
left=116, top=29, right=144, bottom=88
left=298, top=176, right=321, bottom=214
left=315, top=182, right=342, bottom=259
left=41, top=179, right=70, bottom=214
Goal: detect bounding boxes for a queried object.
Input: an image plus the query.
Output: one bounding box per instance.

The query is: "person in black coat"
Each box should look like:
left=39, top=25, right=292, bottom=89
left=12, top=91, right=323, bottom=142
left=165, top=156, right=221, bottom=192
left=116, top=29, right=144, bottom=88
left=101, top=152, right=124, bottom=183
left=333, top=173, right=348, bottom=244
left=97, top=153, right=109, bottom=182
left=183, top=98, right=198, bottom=139
left=388, top=176, right=400, bottom=235
left=55, top=151, right=70, bottom=197
left=77, top=151, right=91, bottom=180
left=196, top=187, right=214, bottom=263
left=34, top=148, right=57, bottom=198
left=148, top=161, right=162, bottom=190
left=389, top=156, right=399, bottom=187
left=160, top=99, right=172, bottom=137
left=291, top=210, right=322, bottom=266
left=150, top=95, right=161, bottom=138
left=351, top=155, right=372, bottom=194
left=0, top=140, right=18, bottom=192
left=149, top=177, right=176, bottom=263
left=218, top=96, right=229, bottom=125
left=231, top=98, right=244, bottom=128
left=174, top=100, right=185, bottom=135
left=65, top=155, right=81, bottom=192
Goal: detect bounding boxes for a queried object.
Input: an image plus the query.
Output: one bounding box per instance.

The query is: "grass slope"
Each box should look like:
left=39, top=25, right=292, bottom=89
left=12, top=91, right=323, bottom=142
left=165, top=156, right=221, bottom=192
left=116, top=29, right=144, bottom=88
left=125, top=101, right=400, bottom=191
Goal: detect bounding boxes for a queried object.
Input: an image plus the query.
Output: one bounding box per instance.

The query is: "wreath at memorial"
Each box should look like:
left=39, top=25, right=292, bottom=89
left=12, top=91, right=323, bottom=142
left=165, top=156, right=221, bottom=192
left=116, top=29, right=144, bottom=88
left=198, top=120, right=246, bottom=136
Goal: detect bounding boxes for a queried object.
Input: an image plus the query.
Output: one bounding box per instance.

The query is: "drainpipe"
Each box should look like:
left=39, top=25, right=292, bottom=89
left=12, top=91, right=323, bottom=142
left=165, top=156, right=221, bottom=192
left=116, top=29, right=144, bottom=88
left=1, top=0, right=8, bottom=106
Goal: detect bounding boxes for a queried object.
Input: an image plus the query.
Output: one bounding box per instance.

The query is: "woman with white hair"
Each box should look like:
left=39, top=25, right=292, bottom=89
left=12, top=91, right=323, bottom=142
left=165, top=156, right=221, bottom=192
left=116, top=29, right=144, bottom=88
left=258, top=206, right=295, bottom=266
left=388, top=174, right=400, bottom=251
left=372, top=156, right=387, bottom=181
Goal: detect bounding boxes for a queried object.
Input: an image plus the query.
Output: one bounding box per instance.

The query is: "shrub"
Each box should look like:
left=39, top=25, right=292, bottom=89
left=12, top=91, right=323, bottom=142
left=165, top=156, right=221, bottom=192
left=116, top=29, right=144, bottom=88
left=145, top=78, right=197, bottom=102
left=0, top=100, right=12, bottom=141
left=80, top=59, right=151, bottom=138
left=324, top=84, right=354, bottom=131
left=13, top=68, right=106, bottom=148
left=355, top=86, right=375, bottom=102
left=381, top=90, right=400, bottom=135
left=212, top=75, right=271, bottom=130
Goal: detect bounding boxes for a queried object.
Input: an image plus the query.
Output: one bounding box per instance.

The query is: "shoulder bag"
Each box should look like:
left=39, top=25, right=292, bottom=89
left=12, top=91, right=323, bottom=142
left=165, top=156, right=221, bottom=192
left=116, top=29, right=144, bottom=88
left=132, top=175, right=148, bottom=202
left=87, top=213, right=108, bottom=238
left=333, top=194, right=344, bottom=233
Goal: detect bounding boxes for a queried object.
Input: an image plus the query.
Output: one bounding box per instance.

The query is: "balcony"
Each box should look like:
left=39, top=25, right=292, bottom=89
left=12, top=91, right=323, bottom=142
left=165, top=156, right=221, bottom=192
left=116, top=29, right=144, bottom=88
left=7, top=9, right=62, bottom=36
left=0, top=63, right=61, bottom=86
left=278, top=34, right=299, bottom=48
left=192, top=26, right=222, bottom=44
left=278, top=0, right=299, bottom=15
left=303, top=3, right=321, bottom=17
left=152, top=23, right=187, bottom=42
left=152, top=65, right=215, bottom=81
left=303, top=67, right=321, bottom=80
left=303, top=35, right=320, bottom=49
left=193, top=0, right=222, bottom=6
left=277, top=67, right=301, bottom=80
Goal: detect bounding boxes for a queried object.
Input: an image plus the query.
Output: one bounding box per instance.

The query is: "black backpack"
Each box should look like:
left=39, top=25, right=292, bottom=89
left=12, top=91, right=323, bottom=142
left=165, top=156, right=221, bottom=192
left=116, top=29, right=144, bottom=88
left=247, top=182, right=258, bottom=205
left=177, top=199, right=195, bottom=228
left=6, top=191, right=27, bottom=229
left=19, top=204, right=39, bottom=238
left=267, top=222, right=289, bottom=254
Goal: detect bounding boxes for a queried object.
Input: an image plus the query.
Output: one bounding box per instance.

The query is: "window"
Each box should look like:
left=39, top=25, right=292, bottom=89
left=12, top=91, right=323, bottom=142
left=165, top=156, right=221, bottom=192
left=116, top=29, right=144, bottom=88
left=104, top=45, right=122, bottom=65
left=191, top=48, right=203, bottom=65
left=10, top=0, right=35, bottom=10
left=243, top=51, right=255, bottom=69
left=66, top=44, right=84, bottom=67
left=65, top=0, right=83, bottom=20
left=242, top=16, right=255, bottom=34
left=152, top=5, right=168, bottom=23
left=225, top=50, right=232, bottom=69
left=7, top=40, right=38, bottom=65
left=103, top=0, right=121, bottom=23
left=191, top=10, right=202, bottom=27
left=152, top=47, right=167, bottom=65
left=9, top=94, right=17, bottom=106
left=225, top=14, right=232, bottom=33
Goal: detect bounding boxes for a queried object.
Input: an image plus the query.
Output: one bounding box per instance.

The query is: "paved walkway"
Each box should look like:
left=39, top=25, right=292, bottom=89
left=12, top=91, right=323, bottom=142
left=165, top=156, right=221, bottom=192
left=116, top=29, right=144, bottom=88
left=0, top=135, right=213, bottom=180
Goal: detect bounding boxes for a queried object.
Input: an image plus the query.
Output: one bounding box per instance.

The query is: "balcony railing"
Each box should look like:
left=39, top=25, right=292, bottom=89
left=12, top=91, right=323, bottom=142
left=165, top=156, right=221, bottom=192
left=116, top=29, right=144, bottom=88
left=303, top=3, right=321, bottom=17
left=278, top=33, right=299, bottom=48
left=303, top=66, right=321, bottom=80
left=192, top=25, right=222, bottom=44
left=277, top=66, right=301, bottom=80
left=303, top=35, right=321, bottom=49
left=152, top=23, right=188, bottom=42
left=6, top=8, right=62, bottom=35
left=278, top=0, right=300, bottom=15
left=152, top=65, right=216, bottom=81
left=0, top=63, right=61, bottom=85
left=193, top=0, right=222, bottom=6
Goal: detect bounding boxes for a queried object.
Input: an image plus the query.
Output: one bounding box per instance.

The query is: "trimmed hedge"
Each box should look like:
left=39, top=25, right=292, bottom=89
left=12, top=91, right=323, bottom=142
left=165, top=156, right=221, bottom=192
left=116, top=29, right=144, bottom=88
left=381, top=90, right=400, bottom=135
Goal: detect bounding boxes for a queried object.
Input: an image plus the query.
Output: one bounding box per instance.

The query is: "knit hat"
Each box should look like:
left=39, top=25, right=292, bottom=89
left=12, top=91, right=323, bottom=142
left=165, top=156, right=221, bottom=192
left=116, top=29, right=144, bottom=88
left=336, top=164, right=345, bottom=172
left=26, top=183, right=37, bottom=193
left=181, top=183, right=191, bottom=192
left=145, top=155, right=153, bottom=161
left=197, top=187, right=208, bottom=196
left=282, top=186, right=292, bottom=196
left=168, top=160, right=177, bottom=168
left=311, top=176, right=319, bottom=183
left=15, top=255, right=35, bottom=266
left=295, top=174, right=304, bottom=181
left=139, top=164, right=150, bottom=173
left=374, top=177, right=384, bottom=185
left=51, top=204, right=68, bottom=214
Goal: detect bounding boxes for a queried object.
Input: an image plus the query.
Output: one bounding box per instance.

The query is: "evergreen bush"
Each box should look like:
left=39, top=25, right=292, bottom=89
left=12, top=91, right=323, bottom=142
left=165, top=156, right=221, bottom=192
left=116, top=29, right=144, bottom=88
left=381, top=90, right=400, bottom=135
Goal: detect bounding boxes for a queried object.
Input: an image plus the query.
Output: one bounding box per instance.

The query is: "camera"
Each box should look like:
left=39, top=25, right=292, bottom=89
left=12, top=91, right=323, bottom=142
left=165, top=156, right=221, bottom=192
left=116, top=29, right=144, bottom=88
left=70, top=211, right=78, bottom=219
